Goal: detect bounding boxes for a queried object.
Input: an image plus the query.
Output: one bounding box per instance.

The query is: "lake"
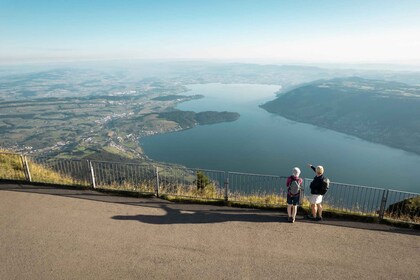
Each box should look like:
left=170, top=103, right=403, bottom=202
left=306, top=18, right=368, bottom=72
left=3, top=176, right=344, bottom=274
left=141, top=83, right=420, bottom=193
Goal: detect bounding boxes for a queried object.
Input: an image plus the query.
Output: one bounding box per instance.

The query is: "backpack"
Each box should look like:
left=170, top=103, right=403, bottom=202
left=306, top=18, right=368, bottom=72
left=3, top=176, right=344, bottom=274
left=319, top=177, right=330, bottom=195
left=288, top=177, right=301, bottom=196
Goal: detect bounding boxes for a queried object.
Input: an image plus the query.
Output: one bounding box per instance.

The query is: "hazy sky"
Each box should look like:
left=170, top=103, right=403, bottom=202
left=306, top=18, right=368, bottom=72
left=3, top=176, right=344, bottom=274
left=1, top=0, right=420, bottom=64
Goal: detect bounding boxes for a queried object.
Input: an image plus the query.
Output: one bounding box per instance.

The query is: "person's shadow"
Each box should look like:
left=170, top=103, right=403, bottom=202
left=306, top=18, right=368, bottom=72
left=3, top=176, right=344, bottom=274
left=112, top=204, right=287, bottom=225
left=111, top=204, right=420, bottom=236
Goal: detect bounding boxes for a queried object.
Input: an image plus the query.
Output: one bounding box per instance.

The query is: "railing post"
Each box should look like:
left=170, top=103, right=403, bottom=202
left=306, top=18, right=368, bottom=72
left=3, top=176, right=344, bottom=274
left=20, top=155, right=32, bottom=182
left=155, top=166, right=159, bottom=197
left=224, top=173, right=229, bottom=202
left=299, top=179, right=305, bottom=206
left=378, top=189, right=389, bottom=220
left=88, top=160, right=96, bottom=189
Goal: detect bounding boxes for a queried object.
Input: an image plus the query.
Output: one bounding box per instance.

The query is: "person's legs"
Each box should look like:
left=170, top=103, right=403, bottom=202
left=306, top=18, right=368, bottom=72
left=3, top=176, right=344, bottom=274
left=292, top=205, right=298, bottom=222
left=287, top=204, right=292, bottom=218
left=311, top=203, right=317, bottom=218
left=317, top=203, right=323, bottom=218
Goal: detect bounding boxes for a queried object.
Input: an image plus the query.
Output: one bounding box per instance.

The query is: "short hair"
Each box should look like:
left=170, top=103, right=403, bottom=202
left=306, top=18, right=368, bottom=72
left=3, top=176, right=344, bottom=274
left=292, top=167, right=301, bottom=177
left=316, top=165, right=324, bottom=175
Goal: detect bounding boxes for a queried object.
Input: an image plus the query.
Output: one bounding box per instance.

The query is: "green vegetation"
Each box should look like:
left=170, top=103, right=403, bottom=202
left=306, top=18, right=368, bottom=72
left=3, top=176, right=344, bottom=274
left=158, top=110, right=240, bottom=129
left=195, top=171, right=212, bottom=190
left=160, top=183, right=222, bottom=200
left=96, top=181, right=155, bottom=194
left=0, top=151, right=88, bottom=186
left=1, top=151, right=418, bottom=226
left=0, top=151, right=26, bottom=180
left=196, top=111, right=240, bottom=125
left=152, top=94, right=203, bottom=101
left=261, top=77, right=420, bottom=155
left=0, top=80, right=238, bottom=161
left=2, top=66, right=420, bottom=162
left=386, top=196, right=420, bottom=223
left=29, top=162, right=87, bottom=186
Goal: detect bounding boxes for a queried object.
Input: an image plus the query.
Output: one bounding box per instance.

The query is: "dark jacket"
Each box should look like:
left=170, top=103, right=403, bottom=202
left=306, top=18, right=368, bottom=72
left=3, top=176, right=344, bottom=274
left=309, top=166, right=324, bottom=195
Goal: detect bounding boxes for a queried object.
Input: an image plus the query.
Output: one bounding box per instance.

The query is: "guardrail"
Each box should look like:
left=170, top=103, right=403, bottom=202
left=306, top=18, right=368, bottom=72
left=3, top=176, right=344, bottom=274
left=0, top=153, right=27, bottom=181
left=157, top=166, right=226, bottom=199
left=383, top=190, right=420, bottom=222
left=227, top=172, right=288, bottom=205
left=90, top=160, right=156, bottom=193
left=0, top=152, right=418, bottom=224
left=321, top=182, right=386, bottom=216
left=28, top=156, right=90, bottom=186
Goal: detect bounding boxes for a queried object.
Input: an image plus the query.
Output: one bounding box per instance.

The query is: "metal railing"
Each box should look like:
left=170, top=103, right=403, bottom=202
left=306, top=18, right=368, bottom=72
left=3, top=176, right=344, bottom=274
left=382, top=190, right=420, bottom=222
left=321, top=182, right=386, bottom=215
left=227, top=172, right=288, bottom=205
left=0, top=153, right=27, bottom=180
left=90, top=160, right=156, bottom=194
left=27, top=156, right=90, bottom=186
left=157, top=165, right=226, bottom=200
left=0, top=152, right=418, bottom=224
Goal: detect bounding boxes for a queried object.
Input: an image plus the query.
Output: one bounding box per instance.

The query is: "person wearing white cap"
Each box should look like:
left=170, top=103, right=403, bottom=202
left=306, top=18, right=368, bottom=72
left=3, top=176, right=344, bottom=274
left=286, top=167, right=303, bottom=223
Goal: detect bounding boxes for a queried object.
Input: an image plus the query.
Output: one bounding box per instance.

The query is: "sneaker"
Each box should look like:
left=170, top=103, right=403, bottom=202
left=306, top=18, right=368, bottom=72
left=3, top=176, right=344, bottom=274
left=316, top=216, right=323, bottom=221
left=305, top=215, right=317, bottom=220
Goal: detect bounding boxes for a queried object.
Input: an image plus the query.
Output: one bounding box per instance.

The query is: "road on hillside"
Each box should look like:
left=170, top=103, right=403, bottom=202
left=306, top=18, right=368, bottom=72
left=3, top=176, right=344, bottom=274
left=1, top=183, right=419, bottom=280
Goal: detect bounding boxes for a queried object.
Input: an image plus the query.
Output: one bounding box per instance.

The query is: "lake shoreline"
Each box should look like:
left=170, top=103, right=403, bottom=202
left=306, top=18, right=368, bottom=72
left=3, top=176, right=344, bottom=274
left=141, top=83, right=420, bottom=192
left=260, top=104, right=420, bottom=157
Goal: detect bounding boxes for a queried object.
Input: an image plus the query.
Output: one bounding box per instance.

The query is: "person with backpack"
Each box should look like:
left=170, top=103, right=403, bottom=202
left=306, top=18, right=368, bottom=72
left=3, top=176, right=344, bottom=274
left=307, top=164, right=329, bottom=221
left=286, top=167, right=303, bottom=223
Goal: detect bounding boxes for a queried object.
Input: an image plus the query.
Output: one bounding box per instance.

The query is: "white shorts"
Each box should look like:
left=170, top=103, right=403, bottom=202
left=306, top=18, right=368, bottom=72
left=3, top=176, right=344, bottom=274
left=309, top=195, right=323, bottom=205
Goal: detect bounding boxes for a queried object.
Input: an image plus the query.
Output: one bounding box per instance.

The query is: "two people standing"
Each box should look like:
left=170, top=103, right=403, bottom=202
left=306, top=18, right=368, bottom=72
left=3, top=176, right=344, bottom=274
left=285, top=164, right=328, bottom=222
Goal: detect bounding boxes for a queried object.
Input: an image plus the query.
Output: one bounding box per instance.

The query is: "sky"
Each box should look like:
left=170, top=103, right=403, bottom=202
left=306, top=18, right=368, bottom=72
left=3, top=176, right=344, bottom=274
left=1, top=0, right=420, bottom=65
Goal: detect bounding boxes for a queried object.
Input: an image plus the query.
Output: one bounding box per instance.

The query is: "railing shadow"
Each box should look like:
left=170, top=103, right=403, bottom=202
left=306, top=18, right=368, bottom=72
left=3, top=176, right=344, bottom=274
left=1, top=181, right=418, bottom=236
left=295, top=217, right=420, bottom=236
left=112, top=204, right=284, bottom=224
left=111, top=204, right=420, bottom=236
left=0, top=181, right=162, bottom=209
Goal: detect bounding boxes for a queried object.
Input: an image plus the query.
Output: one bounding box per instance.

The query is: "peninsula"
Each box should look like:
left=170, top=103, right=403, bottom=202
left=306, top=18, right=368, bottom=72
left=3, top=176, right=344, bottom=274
left=261, top=77, right=420, bottom=155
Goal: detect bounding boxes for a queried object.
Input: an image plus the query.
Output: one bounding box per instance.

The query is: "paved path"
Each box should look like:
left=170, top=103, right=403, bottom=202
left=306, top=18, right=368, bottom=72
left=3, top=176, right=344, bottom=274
left=1, top=183, right=419, bottom=280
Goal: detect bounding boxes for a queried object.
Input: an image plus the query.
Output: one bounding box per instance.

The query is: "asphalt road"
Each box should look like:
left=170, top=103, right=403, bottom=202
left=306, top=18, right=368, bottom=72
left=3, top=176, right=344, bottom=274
left=1, top=183, right=419, bottom=280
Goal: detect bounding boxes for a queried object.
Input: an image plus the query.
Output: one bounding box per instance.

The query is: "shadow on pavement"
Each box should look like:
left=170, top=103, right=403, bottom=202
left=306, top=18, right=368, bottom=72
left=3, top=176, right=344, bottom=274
left=112, top=204, right=286, bottom=224
left=1, top=182, right=418, bottom=236
left=111, top=204, right=420, bottom=236
left=295, top=217, right=420, bottom=236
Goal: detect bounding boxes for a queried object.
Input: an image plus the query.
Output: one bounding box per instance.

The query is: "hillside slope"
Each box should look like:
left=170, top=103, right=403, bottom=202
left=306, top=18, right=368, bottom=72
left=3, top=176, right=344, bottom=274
left=261, top=77, right=420, bottom=154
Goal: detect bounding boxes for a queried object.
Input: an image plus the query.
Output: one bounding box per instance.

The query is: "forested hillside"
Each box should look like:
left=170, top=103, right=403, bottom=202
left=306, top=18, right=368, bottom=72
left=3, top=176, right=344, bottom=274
left=261, top=77, right=420, bottom=154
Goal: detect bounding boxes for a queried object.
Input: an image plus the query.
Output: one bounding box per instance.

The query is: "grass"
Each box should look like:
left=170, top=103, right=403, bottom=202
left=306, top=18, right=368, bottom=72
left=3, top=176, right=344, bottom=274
left=383, top=213, right=420, bottom=225
left=0, top=151, right=418, bottom=227
left=0, top=150, right=89, bottom=187
left=159, top=183, right=224, bottom=200
left=0, top=152, right=26, bottom=180
left=29, top=162, right=88, bottom=186
left=96, top=181, right=155, bottom=194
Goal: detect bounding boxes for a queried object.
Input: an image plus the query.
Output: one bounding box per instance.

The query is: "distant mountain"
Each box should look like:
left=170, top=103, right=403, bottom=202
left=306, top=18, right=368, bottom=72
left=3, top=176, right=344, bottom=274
left=261, top=77, right=420, bottom=154
left=3, top=63, right=420, bottom=102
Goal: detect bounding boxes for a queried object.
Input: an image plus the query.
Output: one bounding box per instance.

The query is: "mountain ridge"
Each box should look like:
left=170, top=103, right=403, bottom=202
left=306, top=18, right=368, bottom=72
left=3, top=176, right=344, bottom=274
left=261, top=77, right=420, bottom=155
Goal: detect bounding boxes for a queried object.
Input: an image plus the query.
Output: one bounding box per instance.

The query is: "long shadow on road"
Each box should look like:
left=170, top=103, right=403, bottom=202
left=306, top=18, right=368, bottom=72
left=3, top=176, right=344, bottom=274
left=111, top=204, right=420, bottom=237
left=112, top=204, right=284, bottom=224
left=2, top=182, right=419, bottom=236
